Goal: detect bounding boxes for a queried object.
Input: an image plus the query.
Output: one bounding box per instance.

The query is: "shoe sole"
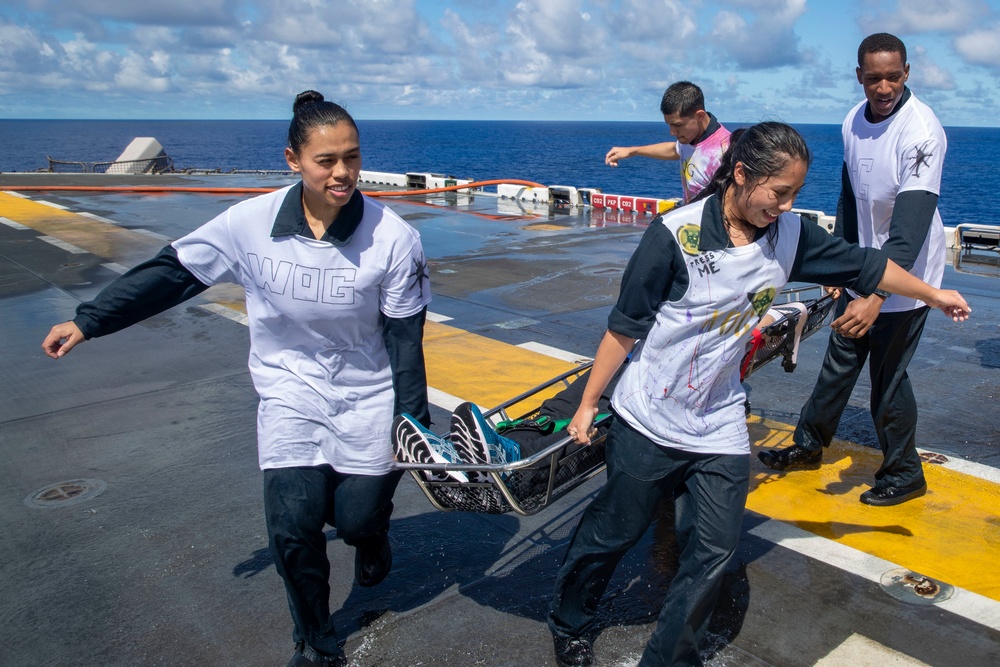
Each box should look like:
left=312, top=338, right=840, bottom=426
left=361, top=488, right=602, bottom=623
left=450, top=403, right=493, bottom=466
left=393, top=416, right=468, bottom=483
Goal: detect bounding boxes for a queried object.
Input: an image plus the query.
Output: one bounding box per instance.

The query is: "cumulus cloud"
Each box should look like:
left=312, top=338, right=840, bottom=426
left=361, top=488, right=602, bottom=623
left=708, top=0, right=809, bottom=70
left=859, top=0, right=989, bottom=35
left=908, top=46, right=956, bottom=90
left=953, top=23, right=1000, bottom=69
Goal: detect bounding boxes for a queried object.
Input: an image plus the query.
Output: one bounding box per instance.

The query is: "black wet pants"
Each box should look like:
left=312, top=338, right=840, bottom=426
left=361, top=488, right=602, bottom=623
left=263, top=465, right=403, bottom=656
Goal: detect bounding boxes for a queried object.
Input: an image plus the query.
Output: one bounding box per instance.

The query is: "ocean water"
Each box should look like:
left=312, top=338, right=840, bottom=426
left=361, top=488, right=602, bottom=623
left=0, top=119, right=995, bottom=225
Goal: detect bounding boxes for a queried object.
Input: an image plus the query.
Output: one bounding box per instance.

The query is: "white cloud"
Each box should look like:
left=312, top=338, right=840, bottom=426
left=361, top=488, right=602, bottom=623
left=909, top=46, right=956, bottom=90
left=708, top=0, right=809, bottom=70
left=860, top=0, right=989, bottom=34
left=953, top=23, right=1000, bottom=69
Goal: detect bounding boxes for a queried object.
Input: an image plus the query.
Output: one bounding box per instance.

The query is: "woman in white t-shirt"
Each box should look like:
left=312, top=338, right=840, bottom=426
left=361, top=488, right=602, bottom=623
left=546, top=122, right=970, bottom=667
left=42, top=91, right=431, bottom=667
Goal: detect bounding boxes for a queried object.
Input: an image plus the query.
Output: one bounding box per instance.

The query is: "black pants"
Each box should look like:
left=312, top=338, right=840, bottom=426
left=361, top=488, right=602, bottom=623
left=794, top=293, right=930, bottom=488
left=263, top=465, right=403, bottom=654
left=549, top=419, right=749, bottom=666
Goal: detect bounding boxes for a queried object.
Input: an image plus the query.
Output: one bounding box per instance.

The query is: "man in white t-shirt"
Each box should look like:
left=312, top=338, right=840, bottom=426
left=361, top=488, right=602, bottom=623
left=759, top=33, right=947, bottom=507
left=605, top=81, right=731, bottom=203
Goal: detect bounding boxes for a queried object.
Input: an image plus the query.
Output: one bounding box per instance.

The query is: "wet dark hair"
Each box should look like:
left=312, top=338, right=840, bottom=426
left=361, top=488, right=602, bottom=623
left=698, top=122, right=810, bottom=204
left=287, top=90, right=359, bottom=154
left=858, top=33, right=906, bottom=68
left=694, top=122, right=811, bottom=246
left=659, top=81, right=705, bottom=117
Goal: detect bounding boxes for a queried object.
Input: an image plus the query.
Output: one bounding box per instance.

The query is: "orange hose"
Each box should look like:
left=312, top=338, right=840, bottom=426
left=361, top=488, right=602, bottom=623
left=1, top=178, right=548, bottom=196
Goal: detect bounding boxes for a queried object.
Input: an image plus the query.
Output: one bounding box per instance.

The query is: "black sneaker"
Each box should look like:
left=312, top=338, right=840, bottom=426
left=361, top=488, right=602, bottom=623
left=286, top=642, right=347, bottom=667
left=355, top=534, right=392, bottom=588
left=757, top=443, right=822, bottom=471
left=553, top=635, right=594, bottom=667
left=860, top=479, right=927, bottom=506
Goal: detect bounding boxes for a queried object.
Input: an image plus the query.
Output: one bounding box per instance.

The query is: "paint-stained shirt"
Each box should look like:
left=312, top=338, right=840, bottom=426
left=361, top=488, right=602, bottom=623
left=609, top=195, right=886, bottom=455
left=677, top=114, right=730, bottom=202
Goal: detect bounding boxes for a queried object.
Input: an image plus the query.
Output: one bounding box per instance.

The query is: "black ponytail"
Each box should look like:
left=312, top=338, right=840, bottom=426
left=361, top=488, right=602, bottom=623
left=287, top=90, right=359, bottom=153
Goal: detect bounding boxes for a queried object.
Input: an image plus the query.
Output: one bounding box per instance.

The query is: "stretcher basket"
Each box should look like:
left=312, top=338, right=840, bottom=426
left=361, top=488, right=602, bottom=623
left=741, top=286, right=836, bottom=378
left=398, top=286, right=836, bottom=516
left=396, top=363, right=611, bottom=516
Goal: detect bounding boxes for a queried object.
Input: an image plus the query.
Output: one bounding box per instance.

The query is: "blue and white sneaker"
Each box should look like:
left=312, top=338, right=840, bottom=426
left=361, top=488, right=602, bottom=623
left=392, top=414, right=468, bottom=483
left=450, top=402, right=521, bottom=465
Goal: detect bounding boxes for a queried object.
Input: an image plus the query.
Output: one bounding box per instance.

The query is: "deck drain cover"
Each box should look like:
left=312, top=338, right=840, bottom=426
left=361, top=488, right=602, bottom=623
left=880, top=568, right=953, bottom=605
left=24, top=479, right=107, bottom=509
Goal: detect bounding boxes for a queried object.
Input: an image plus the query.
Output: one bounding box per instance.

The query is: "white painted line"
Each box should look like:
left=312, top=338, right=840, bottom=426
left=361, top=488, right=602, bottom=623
left=428, top=386, right=464, bottom=412
left=133, top=229, right=171, bottom=241
left=749, top=518, right=1000, bottom=632
left=79, top=211, right=121, bottom=225
left=39, top=236, right=87, bottom=254
left=918, top=448, right=1000, bottom=484
left=0, top=216, right=30, bottom=230
left=35, top=199, right=69, bottom=210
left=517, top=341, right=592, bottom=364
left=101, top=263, right=129, bottom=275
left=426, top=311, right=452, bottom=323
left=1, top=190, right=29, bottom=199
left=815, top=633, right=930, bottom=666
left=196, top=303, right=249, bottom=327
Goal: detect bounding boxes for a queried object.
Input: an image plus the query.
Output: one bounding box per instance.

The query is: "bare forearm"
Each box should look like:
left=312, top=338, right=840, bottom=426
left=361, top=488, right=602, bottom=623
left=579, top=330, right=634, bottom=409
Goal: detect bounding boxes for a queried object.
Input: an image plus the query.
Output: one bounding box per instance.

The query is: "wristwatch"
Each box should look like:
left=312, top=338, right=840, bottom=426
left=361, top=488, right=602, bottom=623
left=873, top=288, right=890, bottom=299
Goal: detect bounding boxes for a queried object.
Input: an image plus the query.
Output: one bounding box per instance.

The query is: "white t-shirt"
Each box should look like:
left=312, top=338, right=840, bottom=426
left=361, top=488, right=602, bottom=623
left=173, top=185, right=431, bottom=474
left=612, top=200, right=802, bottom=455
left=843, top=93, right=947, bottom=312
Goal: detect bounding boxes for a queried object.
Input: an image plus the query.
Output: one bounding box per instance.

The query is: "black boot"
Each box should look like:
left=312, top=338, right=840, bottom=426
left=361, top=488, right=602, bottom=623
left=757, top=443, right=822, bottom=471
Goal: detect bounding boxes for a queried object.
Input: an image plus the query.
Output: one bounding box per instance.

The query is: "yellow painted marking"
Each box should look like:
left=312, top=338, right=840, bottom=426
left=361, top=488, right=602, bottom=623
left=0, top=191, right=164, bottom=265
left=423, top=320, right=576, bottom=415
left=9, top=190, right=1000, bottom=608
left=748, top=415, right=1000, bottom=602
left=520, top=222, right=565, bottom=231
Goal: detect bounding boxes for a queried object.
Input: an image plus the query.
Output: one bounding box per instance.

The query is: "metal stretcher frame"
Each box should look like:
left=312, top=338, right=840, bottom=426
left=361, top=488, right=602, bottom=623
left=396, top=286, right=837, bottom=516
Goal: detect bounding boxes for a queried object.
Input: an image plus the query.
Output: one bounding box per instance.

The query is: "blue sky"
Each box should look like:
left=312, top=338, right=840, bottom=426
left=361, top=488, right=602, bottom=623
left=2, top=0, right=999, bottom=126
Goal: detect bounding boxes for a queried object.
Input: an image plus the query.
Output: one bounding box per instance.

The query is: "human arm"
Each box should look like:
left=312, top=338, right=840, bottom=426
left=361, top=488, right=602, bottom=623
left=605, top=141, right=679, bottom=166
left=874, top=260, right=970, bottom=322
left=567, top=330, right=634, bottom=444
left=41, top=245, right=210, bottom=359
left=381, top=308, right=430, bottom=428
left=789, top=221, right=969, bottom=331
left=568, top=221, right=685, bottom=443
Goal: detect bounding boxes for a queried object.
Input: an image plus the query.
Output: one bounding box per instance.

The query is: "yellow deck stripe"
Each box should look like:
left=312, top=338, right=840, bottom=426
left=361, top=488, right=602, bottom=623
left=748, top=415, right=1000, bottom=602
left=0, top=191, right=165, bottom=265
left=7, top=190, right=1000, bottom=606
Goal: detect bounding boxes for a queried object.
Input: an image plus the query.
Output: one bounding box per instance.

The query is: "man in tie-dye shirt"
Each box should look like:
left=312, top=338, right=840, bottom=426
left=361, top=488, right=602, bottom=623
left=605, top=81, right=731, bottom=203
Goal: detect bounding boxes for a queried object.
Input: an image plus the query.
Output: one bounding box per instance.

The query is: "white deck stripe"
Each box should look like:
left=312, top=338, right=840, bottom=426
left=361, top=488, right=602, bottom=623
left=132, top=229, right=171, bottom=241
left=38, top=236, right=87, bottom=254
left=195, top=303, right=249, bottom=327
left=426, top=311, right=452, bottom=323
left=918, top=448, right=1000, bottom=484
left=749, top=518, right=1000, bottom=632
left=1, top=190, right=29, bottom=199
left=516, top=341, right=592, bottom=364
left=815, top=634, right=930, bottom=666
left=0, top=216, right=30, bottom=230
left=35, top=199, right=69, bottom=210
left=101, top=263, right=129, bottom=275
left=79, top=211, right=121, bottom=225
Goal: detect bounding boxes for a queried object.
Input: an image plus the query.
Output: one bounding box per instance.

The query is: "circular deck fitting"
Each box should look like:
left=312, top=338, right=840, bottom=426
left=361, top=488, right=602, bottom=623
left=880, top=568, right=954, bottom=605
left=23, top=479, right=107, bottom=509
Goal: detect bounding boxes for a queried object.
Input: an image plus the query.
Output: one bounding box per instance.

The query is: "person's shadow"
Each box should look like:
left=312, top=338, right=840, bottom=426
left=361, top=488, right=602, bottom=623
left=231, top=491, right=752, bottom=661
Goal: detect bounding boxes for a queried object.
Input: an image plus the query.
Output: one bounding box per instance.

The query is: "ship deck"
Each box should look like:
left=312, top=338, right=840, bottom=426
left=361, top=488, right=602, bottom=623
left=1, top=172, right=998, bottom=667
